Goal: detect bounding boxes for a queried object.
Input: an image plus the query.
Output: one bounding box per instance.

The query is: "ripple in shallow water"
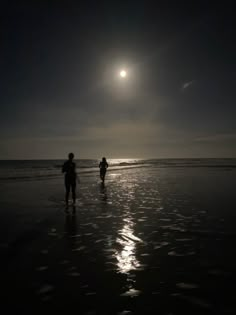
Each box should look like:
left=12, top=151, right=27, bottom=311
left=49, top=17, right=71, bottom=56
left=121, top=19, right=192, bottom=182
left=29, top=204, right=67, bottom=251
left=121, top=288, right=141, bottom=297
left=37, top=284, right=54, bottom=295
left=36, top=266, right=48, bottom=271
left=176, top=282, right=199, bottom=289
left=168, top=250, right=196, bottom=256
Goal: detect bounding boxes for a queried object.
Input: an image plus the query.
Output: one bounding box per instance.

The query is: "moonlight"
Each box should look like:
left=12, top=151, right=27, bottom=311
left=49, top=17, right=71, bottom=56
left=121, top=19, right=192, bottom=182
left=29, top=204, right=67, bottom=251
left=120, top=70, right=127, bottom=78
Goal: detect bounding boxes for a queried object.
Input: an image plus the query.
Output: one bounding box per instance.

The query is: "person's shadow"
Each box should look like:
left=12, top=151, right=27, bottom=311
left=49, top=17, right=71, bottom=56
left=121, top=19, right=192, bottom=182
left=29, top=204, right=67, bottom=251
left=64, top=207, right=78, bottom=249
left=100, top=182, right=108, bottom=203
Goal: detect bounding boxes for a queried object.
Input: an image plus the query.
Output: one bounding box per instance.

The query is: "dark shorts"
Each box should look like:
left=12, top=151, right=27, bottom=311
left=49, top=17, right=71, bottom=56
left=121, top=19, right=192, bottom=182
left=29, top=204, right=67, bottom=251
left=100, top=168, right=106, bottom=176
left=65, top=175, right=76, bottom=191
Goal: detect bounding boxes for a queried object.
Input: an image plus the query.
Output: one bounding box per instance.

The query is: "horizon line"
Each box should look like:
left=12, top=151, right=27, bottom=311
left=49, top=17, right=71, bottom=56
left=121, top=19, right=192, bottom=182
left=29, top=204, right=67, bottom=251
left=0, top=157, right=235, bottom=161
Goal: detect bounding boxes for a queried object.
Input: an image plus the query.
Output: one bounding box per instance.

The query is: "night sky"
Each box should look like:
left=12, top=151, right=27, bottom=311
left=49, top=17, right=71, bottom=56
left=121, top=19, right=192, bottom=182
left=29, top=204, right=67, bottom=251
left=1, top=1, right=235, bottom=159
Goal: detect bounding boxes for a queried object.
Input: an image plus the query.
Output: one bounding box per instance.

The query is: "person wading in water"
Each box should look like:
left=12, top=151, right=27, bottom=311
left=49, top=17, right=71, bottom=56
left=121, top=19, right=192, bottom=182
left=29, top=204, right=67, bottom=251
left=62, top=153, right=77, bottom=207
left=99, top=157, right=108, bottom=183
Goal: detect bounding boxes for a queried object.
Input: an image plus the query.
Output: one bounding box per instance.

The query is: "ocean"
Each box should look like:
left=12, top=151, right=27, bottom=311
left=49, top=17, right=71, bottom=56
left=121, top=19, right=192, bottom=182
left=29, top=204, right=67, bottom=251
left=0, top=158, right=235, bottom=181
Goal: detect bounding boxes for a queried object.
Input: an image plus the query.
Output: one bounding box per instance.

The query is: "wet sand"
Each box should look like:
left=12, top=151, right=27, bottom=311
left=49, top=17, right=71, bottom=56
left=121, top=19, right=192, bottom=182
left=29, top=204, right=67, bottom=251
left=1, top=166, right=236, bottom=314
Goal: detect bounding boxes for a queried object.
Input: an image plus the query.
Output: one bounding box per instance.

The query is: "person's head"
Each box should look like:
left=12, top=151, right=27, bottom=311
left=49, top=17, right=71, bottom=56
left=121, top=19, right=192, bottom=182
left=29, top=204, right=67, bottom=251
left=102, top=157, right=106, bottom=162
left=68, top=152, right=74, bottom=160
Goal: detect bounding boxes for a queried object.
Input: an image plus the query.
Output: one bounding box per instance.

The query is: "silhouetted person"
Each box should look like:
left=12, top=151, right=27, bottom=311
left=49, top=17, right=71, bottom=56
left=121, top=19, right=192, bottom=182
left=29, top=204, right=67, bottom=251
left=99, top=157, right=108, bottom=183
left=62, top=153, right=77, bottom=206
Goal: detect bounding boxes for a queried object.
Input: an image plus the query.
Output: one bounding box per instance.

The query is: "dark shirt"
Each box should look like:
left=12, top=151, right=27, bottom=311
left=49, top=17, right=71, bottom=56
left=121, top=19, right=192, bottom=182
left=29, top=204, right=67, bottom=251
left=62, top=160, right=76, bottom=179
left=99, top=161, right=108, bottom=170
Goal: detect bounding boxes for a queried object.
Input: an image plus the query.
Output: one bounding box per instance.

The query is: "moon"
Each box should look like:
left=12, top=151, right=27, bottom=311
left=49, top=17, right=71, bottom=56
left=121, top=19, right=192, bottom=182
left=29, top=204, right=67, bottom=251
left=120, top=70, right=127, bottom=78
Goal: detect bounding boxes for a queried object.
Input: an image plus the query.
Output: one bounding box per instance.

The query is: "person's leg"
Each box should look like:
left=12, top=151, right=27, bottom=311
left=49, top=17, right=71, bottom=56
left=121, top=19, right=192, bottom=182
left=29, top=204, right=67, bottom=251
left=102, top=170, right=106, bottom=183
left=100, top=169, right=106, bottom=182
left=65, top=179, right=70, bottom=205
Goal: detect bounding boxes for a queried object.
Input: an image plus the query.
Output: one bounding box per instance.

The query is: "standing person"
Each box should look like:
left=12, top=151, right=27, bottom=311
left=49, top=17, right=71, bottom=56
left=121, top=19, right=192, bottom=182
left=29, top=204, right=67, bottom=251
left=62, top=153, right=77, bottom=206
left=99, top=157, right=108, bottom=183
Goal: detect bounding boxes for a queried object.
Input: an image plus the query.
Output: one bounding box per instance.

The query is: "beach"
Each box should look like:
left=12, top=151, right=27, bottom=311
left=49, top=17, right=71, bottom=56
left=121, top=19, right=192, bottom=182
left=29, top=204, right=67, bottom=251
left=1, top=159, right=236, bottom=314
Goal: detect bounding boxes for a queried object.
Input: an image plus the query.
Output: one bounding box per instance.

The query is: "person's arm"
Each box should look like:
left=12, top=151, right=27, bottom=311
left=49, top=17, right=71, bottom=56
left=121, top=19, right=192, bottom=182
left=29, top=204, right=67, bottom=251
left=62, top=162, right=66, bottom=173
left=74, top=163, right=77, bottom=176
left=74, top=163, right=80, bottom=183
